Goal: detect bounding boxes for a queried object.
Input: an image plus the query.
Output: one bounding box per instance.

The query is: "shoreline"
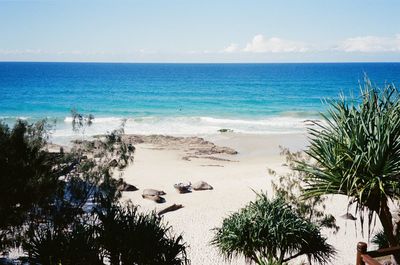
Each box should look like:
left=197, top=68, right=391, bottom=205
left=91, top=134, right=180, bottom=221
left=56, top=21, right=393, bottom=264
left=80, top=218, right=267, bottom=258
left=39, top=115, right=314, bottom=146
left=108, top=132, right=372, bottom=265
left=24, top=131, right=383, bottom=264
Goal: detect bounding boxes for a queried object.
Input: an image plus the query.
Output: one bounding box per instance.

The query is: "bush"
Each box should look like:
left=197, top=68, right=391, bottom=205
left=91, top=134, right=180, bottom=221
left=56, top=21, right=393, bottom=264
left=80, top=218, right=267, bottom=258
left=23, top=220, right=102, bottom=265
left=97, top=202, right=189, bottom=265
left=270, top=147, right=339, bottom=233
left=1, top=116, right=188, bottom=265
left=0, top=120, right=59, bottom=251
left=212, top=194, right=335, bottom=265
left=298, top=78, right=400, bottom=260
left=22, top=202, right=189, bottom=265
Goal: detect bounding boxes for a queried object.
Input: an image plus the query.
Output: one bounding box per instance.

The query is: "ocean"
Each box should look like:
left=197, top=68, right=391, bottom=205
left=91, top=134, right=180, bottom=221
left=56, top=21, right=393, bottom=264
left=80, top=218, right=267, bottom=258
left=1, top=62, right=400, bottom=142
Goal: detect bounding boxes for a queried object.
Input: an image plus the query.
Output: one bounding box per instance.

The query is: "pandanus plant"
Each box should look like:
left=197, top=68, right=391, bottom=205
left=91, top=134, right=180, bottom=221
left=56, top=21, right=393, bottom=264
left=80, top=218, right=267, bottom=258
left=298, top=78, right=400, bottom=261
left=212, top=194, right=335, bottom=265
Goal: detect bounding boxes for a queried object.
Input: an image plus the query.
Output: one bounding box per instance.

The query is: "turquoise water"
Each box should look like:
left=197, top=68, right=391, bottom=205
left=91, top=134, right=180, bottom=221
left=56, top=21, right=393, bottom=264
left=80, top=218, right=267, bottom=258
left=1, top=62, right=400, bottom=138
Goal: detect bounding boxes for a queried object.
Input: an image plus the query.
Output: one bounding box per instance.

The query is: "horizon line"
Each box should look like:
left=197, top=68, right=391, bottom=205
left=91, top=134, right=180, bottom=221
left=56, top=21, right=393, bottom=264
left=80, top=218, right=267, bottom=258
left=1, top=60, right=400, bottom=64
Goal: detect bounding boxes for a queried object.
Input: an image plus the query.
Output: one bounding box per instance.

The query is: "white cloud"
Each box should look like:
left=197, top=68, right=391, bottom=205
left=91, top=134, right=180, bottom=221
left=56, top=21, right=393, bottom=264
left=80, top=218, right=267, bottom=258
left=0, top=49, right=157, bottom=56
left=221, top=34, right=400, bottom=55
left=222, top=43, right=239, bottom=53
left=337, top=34, right=400, bottom=52
left=0, top=49, right=43, bottom=55
left=243, top=34, right=308, bottom=53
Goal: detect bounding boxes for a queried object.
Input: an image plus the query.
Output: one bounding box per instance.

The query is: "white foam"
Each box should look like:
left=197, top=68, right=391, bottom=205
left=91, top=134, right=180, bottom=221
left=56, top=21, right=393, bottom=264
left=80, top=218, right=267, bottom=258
left=50, top=115, right=311, bottom=144
left=0, top=116, right=30, bottom=120
left=64, top=116, right=122, bottom=123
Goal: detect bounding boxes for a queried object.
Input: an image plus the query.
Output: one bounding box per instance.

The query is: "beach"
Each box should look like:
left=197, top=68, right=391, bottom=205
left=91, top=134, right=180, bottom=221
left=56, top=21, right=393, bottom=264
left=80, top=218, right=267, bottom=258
left=2, top=62, right=398, bottom=264
left=2, top=0, right=400, bottom=263
left=118, top=132, right=372, bottom=265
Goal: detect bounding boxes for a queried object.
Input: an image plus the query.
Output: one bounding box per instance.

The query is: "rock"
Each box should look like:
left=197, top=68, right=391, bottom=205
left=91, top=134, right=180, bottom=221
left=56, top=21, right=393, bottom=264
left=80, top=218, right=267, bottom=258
left=157, top=204, right=183, bottom=216
left=173, top=183, right=191, bottom=193
left=218, top=128, right=233, bottom=133
left=142, top=194, right=165, bottom=203
left=121, top=183, right=138, bottom=192
left=192, top=181, right=213, bottom=191
left=143, top=189, right=166, bottom=196
left=340, top=213, right=357, bottom=220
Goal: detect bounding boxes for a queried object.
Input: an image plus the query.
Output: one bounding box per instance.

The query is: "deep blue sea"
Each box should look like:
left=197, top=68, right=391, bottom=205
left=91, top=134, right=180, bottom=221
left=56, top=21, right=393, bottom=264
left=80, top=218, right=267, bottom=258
left=1, top=62, right=400, bottom=140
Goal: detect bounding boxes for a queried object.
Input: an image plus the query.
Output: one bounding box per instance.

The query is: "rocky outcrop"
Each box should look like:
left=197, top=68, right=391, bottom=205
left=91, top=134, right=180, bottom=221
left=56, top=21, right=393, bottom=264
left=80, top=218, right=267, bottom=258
left=122, top=134, right=238, bottom=162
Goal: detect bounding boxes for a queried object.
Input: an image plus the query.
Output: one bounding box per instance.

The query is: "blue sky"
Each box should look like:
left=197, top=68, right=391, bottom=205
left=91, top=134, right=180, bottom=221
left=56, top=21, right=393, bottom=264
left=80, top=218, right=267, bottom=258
left=1, top=0, right=400, bottom=62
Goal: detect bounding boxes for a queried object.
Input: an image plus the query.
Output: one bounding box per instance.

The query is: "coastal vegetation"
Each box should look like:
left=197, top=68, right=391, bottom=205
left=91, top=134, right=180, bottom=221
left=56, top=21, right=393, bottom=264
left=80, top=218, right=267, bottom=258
left=213, top=78, right=400, bottom=264
left=0, top=116, right=188, bottom=264
left=211, top=194, right=335, bottom=265
left=298, top=78, right=400, bottom=261
left=212, top=149, right=338, bottom=265
left=270, top=148, right=339, bottom=234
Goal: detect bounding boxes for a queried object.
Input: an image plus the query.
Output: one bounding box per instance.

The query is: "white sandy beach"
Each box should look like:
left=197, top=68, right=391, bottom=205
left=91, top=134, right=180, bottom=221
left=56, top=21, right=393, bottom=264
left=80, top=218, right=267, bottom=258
left=119, top=133, right=377, bottom=265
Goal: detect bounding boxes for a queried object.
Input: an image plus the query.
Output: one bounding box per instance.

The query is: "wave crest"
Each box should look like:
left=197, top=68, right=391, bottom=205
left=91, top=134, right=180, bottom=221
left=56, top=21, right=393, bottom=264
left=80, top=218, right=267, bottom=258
left=52, top=116, right=310, bottom=139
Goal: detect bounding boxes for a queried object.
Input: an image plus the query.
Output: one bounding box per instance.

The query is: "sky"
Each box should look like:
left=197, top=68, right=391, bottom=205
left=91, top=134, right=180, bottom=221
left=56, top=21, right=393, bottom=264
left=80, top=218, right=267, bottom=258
left=1, top=0, right=400, bottom=63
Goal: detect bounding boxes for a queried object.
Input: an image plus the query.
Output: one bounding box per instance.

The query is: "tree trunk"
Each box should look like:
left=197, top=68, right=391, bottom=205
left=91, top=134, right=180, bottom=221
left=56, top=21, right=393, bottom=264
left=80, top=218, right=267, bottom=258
left=377, top=199, right=400, bottom=264
left=393, top=210, right=400, bottom=238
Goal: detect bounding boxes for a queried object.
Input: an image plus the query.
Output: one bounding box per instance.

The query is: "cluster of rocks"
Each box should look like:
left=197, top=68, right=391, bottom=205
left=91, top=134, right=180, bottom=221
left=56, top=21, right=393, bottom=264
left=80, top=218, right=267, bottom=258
left=173, top=181, right=213, bottom=193
left=141, top=181, right=213, bottom=201
left=121, top=180, right=213, bottom=216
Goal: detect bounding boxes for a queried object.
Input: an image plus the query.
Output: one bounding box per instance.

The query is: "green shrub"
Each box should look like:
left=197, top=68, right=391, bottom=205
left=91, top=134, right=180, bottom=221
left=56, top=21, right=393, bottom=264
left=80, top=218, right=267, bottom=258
left=298, top=78, right=400, bottom=260
left=97, top=202, right=189, bottom=265
left=212, top=194, right=335, bottom=265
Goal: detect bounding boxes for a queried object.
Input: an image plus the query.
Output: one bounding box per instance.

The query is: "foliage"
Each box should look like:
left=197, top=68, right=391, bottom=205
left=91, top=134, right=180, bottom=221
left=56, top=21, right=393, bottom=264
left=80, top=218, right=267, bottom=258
left=96, top=202, right=189, bottom=265
left=22, top=202, right=189, bottom=265
left=211, top=194, right=335, bottom=265
left=297, top=78, right=400, bottom=254
left=70, top=108, right=94, bottom=134
left=0, top=120, right=60, bottom=251
left=372, top=230, right=390, bottom=249
left=22, top=219, right=102, bottom=265
left=0, top=113, right=188, bottom=265
left=270, top=147, right=339, bottom=234
left=372, top=229, right=400, bottom=249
